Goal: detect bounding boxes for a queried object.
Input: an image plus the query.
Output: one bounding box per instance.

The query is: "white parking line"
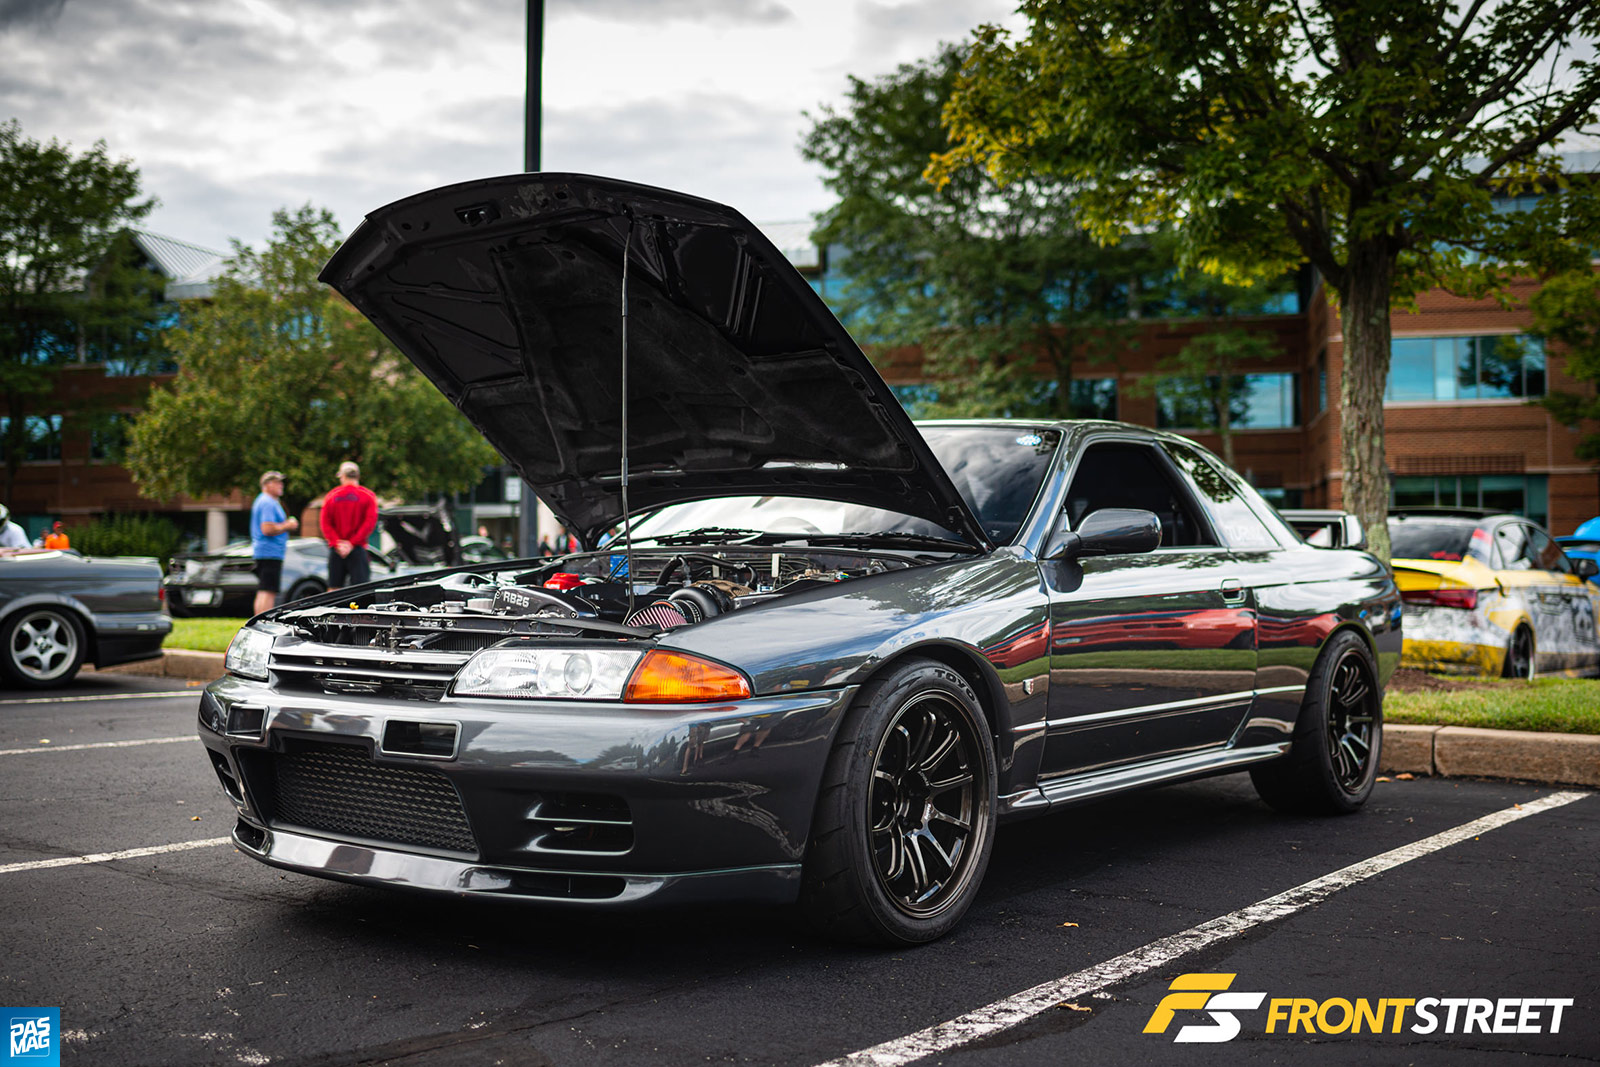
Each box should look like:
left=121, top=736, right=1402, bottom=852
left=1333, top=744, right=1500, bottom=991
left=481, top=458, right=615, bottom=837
left=0, top=837, right=232, bottom=876
left=0, top=736, right=196, bottom=757
left=817, top=790, right=1591, bottom=1067
left=0, top=691, right=198, bottom=705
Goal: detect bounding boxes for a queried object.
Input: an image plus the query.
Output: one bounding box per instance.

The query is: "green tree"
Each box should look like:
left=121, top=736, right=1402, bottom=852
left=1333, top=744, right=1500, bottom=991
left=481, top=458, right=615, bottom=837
left=933, top=1, right=1600, bottom=559
left=1135, top=329, right=1282, bottom=468
left=1529, top=269, right=1600, bottom=461
left=126, top=206, right=499, bottom=513
left=0, top=119, right=158, bottom=501
left=801, top=44, right=1175, bottom=420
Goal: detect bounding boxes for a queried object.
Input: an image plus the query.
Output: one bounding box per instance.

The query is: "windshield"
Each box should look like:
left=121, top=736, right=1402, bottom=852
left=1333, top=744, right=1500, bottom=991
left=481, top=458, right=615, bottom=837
left=1388, top=520, right=1483, bottom=562
left=627, top=425, right=1060, bottom=545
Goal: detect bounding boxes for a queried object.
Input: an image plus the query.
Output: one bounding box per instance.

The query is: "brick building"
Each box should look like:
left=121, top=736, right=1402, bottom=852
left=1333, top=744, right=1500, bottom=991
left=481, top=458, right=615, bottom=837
left=817, top=261, right=1599, bottom=538
left=1, top=230, right=250, bottom=547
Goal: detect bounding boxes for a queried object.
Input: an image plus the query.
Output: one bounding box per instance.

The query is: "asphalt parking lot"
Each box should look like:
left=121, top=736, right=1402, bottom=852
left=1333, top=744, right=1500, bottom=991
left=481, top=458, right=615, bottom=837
left=2, top=674, right=1594, bottom=1066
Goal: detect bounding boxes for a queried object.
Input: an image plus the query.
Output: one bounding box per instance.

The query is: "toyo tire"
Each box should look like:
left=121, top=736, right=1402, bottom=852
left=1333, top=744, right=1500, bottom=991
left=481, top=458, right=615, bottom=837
left=800, top=658, right=997, bottom=946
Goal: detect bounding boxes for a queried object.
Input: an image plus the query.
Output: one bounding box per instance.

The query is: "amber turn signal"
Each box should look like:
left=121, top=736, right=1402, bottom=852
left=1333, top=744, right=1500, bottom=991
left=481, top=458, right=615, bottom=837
left=624, top=650, right=752, bottom=703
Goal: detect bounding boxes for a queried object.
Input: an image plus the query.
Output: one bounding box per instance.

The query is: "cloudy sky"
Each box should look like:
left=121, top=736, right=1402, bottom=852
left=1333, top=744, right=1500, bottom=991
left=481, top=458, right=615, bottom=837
left=0, top=0, right=1016, bottom=256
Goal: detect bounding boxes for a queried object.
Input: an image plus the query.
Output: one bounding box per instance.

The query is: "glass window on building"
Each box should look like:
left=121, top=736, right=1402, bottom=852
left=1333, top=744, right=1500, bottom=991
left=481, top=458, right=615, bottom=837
left=1386, top=334, right=1545, bottom=402
left=890, top=383, right=940, bottom=418
left=1068, top=378, right=1117, bottom=420
left=1, top=415, right=65, bottom=462
left=1155, top=373, right=1299, bottom=430
left=89, top=413, right=130, bottom=462
left=1390, top=474, right=1548, bottom=528
left=1314, top=351, right=1327, bottom=416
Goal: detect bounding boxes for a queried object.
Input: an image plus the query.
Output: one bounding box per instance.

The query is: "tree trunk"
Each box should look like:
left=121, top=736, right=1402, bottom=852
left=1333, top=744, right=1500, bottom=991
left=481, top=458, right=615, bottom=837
left=1338, top=239, right=1395, bottom=562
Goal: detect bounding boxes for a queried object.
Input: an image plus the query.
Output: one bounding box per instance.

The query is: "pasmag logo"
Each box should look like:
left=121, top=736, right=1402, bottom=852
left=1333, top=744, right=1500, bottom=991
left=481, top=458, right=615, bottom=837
left=5, top=1008, right=58, bottom=1065
left=1144, top=975, right=1574, bottom=1042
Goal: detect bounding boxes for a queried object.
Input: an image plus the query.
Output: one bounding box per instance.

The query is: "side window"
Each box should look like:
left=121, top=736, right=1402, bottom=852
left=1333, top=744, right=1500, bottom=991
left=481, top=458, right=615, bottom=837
left=1526, top=527, right=1571, bottom=574
left=1161, top=441, right=1281, bottom=550
left=1495, top=524, right=1532, bottom=570
left=1062, top=442, right=1215, bottom=548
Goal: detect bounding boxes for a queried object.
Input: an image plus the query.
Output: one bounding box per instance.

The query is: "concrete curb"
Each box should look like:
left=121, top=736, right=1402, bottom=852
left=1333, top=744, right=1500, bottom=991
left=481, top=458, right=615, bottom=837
left=91, top=649, right=225, bottom=682
left=1382, top=722, right=1600, bottom=788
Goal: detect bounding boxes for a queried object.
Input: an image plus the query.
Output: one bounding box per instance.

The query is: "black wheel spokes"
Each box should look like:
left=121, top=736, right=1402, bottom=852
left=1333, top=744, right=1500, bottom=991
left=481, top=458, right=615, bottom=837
left=1326, top=655, right=1377, bottom=791
left=869, top=694, right=979, bottom=915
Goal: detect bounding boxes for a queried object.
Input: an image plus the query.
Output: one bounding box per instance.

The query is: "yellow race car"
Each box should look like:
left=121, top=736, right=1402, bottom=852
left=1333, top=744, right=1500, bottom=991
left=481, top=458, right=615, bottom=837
left=1390, top=509, right=1600, bottom=678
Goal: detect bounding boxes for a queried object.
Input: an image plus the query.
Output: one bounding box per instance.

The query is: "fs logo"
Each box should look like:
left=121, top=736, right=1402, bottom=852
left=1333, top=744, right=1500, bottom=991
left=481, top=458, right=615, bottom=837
left=1144, top=974, right=1266, bottom=1043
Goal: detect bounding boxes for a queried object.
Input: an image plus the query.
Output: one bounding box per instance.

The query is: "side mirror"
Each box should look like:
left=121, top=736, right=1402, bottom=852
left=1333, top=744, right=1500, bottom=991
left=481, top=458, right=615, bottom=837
left=1044, top=508, right=1162, bottom=561
left=1573, top=557, right=1599, bottom=579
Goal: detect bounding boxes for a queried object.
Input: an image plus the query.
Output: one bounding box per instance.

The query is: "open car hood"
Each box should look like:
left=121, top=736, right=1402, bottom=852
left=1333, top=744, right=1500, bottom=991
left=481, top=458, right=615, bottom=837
left=379, top=503, right=461, bottom=567
left=319, top=173, right=991, bottom=550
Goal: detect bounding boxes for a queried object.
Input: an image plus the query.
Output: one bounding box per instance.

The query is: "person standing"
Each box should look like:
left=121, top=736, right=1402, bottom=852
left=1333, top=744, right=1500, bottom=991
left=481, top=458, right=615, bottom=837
left=0, top=505, right=29, bottom=550
left=251, top=471, right=298, bottom=615
left=320, top=461, right=379, bottom=590
left=42, top=521, right=70, bottom=550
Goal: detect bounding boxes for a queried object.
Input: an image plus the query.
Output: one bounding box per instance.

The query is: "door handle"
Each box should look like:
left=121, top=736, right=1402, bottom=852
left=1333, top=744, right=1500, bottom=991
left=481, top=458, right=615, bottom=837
left=1220, top=578, right=1246, bottom=603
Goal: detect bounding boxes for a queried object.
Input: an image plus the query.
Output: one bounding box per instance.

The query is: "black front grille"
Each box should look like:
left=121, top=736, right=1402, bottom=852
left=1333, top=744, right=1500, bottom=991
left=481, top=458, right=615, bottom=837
left=262, top=741, right=478, bottom=855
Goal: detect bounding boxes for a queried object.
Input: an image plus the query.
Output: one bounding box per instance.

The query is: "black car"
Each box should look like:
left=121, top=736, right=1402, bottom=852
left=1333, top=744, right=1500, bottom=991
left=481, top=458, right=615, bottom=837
left=198, top=175, right=1401, bottom=944
left=2, top=547, right=171, bottom=687
left=166, top=507, right=466, bottom=617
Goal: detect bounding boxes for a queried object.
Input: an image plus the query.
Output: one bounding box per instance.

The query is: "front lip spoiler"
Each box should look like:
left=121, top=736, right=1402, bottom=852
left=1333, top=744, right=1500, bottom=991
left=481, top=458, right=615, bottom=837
left=233, top=821, right=801, bottom=907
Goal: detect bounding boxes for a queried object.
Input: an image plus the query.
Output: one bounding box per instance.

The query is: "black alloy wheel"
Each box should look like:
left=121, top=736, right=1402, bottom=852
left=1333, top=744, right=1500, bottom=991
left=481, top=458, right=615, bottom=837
left=1325, top=653, right=1378, bottom=793
left=801, top=658, right=997, bottom=945
left=1503, top=625, right=1535, bottom=680
left=867, top=692, right=982, bottom=916
left=1251, top=630, right=1382, bottom=814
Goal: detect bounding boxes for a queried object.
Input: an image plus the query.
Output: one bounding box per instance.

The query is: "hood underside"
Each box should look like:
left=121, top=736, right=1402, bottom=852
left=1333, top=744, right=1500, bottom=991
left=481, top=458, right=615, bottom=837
left=319, top=173, right=989, bottom=549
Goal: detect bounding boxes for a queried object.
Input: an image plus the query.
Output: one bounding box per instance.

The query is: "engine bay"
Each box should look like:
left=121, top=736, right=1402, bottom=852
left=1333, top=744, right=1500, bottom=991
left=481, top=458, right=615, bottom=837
left=274, top=546, right=926, bottom=646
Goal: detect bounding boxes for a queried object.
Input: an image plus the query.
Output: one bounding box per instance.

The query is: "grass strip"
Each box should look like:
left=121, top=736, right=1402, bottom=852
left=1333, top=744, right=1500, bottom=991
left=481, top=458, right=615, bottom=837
left=1386, top=678, right=1600, bottom=735
left=166, top=617, right=249, bottom=654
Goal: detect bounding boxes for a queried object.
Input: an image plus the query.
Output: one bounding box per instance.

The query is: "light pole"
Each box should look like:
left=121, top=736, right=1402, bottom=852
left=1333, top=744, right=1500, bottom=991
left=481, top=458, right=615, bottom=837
left=518, top=0, right=544, bottom=558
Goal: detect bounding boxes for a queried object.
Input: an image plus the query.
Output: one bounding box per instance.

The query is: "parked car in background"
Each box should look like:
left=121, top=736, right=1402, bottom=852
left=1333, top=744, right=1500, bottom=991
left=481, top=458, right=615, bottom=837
left=165, top=536, right=436, bottom=617
left=1281, top=509, right=1367, bottom=549
left=1, top=548, right=171, bottom=688
left=1556, top=515, right=1600, bottom=588
left=1390, top=508, right=1600, bottom=678
left=198, top=173, right=1403, bottom=946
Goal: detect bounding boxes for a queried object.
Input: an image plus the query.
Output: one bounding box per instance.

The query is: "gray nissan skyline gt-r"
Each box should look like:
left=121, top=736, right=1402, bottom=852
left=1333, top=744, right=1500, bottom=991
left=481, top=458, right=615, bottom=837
left=197, top=174, right=1401, bottom=945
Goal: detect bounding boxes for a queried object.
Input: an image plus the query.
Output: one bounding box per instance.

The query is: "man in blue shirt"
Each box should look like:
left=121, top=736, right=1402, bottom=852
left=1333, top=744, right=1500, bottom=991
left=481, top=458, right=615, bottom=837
left=251, top=470, right=298, bottom=615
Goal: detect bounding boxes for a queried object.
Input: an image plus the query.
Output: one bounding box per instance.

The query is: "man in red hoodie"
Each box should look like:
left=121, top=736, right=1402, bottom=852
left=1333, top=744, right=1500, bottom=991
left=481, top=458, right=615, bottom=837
left=320, top=461, right=379, bottom=590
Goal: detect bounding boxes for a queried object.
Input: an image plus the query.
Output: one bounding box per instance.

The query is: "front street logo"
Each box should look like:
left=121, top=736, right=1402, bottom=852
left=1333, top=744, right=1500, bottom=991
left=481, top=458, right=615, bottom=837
left=1143, top=973, right=1266, bottom=1043
left=1144, top=974, right=1573, bottom=1041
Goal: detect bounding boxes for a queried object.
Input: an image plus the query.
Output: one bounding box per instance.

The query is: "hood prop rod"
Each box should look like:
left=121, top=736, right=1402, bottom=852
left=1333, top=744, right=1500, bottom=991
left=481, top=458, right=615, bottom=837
left=620, top=214, right=637, bottom=618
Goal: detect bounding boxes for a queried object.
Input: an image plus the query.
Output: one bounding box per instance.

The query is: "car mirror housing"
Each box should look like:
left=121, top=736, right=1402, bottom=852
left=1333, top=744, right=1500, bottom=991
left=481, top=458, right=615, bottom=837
left=1044, top=508, right=1163, bottom=561
left=1573, top=557, right=1599, bottom=579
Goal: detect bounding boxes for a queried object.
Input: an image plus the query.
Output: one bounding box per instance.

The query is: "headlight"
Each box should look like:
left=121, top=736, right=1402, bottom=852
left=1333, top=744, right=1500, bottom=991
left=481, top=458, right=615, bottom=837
left=224, top=627, right=274, bottom=680
left=452, top=647, right=644, bottom=700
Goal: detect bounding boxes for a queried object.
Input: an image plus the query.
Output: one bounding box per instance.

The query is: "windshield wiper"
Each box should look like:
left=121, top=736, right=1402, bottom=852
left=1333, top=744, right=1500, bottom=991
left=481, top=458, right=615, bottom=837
left=611, top=527, right=768, bottom=547
left=799, top=532, right=982, bottom=554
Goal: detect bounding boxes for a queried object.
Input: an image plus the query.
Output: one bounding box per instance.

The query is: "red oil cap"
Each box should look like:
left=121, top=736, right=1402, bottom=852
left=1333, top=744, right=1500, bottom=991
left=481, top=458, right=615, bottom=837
left=543, top=572, right=584, bottom=591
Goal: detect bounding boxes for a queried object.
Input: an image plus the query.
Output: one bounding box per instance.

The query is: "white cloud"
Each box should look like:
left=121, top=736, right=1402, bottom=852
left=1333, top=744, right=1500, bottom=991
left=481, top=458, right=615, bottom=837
left=0, top=0, right=1016, bottom=252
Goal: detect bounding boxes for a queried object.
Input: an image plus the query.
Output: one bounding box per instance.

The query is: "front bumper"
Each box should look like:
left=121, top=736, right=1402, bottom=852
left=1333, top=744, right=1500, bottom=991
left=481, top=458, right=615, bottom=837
left=229, top=821, right=801, bottom=906
left=198, top=676, right=854, bottom=906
